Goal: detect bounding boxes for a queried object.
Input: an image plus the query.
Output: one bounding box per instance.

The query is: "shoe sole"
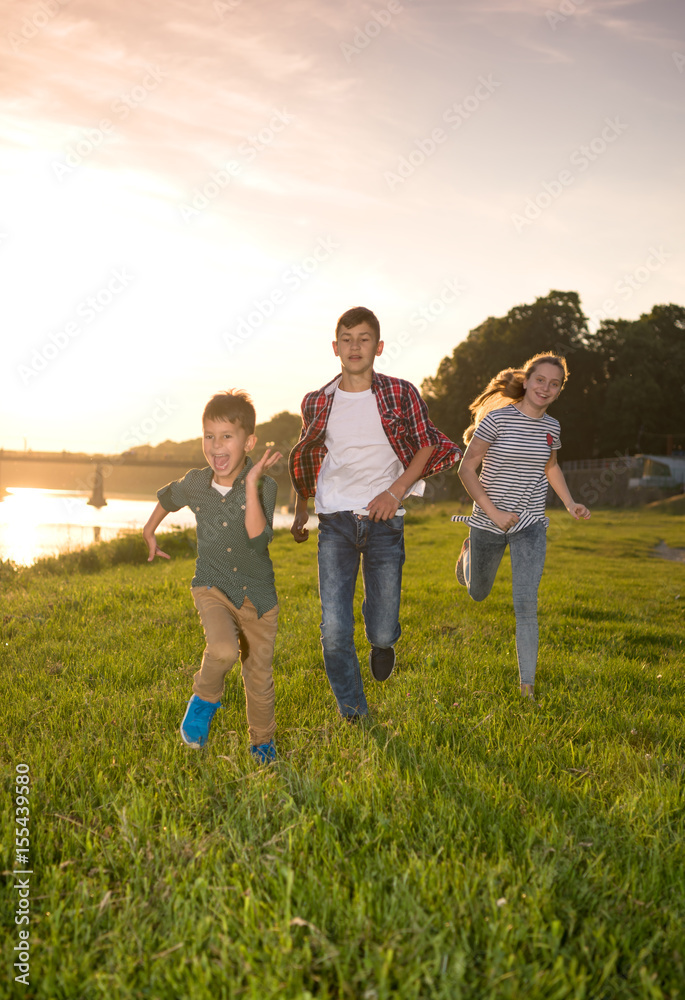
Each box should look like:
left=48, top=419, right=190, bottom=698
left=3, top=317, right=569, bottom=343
left=456, top=538, right=469, bottom=586
left=180, top=725, right=203, bottom=748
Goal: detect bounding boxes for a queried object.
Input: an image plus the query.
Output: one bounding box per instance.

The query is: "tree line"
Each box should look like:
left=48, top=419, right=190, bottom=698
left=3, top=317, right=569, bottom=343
left=421, top=291, right=685, bottom=462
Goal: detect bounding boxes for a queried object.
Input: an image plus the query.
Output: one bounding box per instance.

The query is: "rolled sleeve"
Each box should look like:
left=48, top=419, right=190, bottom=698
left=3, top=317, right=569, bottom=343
left=157, top=476, right=190, bottom=512
left=246, top=528, right=270, bottom=554
left=404, top=386, right=439, bottom=449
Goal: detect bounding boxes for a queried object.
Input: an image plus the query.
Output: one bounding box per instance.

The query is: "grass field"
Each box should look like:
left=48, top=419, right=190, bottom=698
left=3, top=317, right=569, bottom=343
left=1, top=506, right=684, bottom=999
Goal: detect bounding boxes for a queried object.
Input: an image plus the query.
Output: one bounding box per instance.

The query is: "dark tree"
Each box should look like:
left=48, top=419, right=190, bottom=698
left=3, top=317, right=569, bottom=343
left=422, top=290, right=601, bottom=460
left=593, top=304, right=685, bottom=456
left=422, top=292, right=685, bottom=463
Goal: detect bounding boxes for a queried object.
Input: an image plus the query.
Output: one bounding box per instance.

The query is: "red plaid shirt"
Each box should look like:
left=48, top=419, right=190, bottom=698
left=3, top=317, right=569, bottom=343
left=289, top=371, right=462, bottom=499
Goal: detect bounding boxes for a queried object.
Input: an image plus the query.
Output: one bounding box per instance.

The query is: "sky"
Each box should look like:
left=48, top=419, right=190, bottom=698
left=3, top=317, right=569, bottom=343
left=2, top=0, right=684, bottom=454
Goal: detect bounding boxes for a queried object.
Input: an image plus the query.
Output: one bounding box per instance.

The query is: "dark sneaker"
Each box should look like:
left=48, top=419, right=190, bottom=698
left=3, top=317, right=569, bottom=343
left=369, top=646, right=396, bottom=682
left=455, top=537, right=469, bottom=586
left=249, top=739, right=277, bottom=763
left=180, top=695, right=221, bottom=748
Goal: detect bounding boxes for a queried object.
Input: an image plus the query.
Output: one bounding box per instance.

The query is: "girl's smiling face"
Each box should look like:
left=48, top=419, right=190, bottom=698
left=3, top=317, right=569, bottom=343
left=522, top=362, right=564, bottom=411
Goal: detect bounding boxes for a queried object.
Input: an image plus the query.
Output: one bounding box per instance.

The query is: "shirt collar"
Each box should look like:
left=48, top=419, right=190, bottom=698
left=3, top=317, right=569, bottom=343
left=324, top=371, right=382, bottom=397
left=324, top=374, right=342, bottom=397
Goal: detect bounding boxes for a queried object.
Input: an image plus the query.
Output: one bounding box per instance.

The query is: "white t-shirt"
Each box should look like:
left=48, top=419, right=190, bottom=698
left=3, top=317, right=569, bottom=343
left=315, top=387, right=405, bottom=514
left=453, top=403, right=561, bottom=534
left=211, top=482, right=232, bottom=496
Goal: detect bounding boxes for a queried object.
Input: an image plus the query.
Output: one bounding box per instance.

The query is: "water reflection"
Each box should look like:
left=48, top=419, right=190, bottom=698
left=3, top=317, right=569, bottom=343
left=0, top=488, right=301, bottom=567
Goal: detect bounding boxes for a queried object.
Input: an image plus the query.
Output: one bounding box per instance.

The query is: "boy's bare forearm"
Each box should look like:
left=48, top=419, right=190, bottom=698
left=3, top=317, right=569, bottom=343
left=290, top=493, right=310, bottom=542
left=391, top=445, right=435, bottom=497
left=143, top=502, right=171, bottom=560
left=244, top=480, right=267, bottom=539
left=143, top=502, right=169, bottom=537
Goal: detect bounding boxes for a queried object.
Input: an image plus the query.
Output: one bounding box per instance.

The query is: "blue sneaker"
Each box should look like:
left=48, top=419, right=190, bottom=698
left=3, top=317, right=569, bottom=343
left=180, top=695, right=221, bottom=748
left=249, top=739, right=276, bottom=763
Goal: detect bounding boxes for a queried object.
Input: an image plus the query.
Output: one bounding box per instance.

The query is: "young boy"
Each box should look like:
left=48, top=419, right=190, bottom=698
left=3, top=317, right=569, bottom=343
left=143, top=390, right=282, bottom=762
left=288, top=307, right=461, bottom=720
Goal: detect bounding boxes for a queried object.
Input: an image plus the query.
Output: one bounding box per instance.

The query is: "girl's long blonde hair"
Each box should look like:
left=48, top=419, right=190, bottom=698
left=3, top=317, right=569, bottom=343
left=463, top=353, right=568, bottom=444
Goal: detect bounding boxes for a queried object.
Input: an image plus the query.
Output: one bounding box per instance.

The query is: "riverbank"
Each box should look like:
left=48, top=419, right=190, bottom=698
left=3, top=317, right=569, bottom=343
left=0, top=487, right=303, bottom=567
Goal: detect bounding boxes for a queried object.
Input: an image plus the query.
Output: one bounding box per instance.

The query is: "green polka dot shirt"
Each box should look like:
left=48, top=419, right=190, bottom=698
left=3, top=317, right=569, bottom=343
left=157, top=459, right=278, bottom=617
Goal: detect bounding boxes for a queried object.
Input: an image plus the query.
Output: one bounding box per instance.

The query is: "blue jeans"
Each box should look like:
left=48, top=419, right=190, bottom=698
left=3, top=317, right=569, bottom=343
left=464, top=521, right=547, bottom=686
left=317, top=512, right=405, bottom=717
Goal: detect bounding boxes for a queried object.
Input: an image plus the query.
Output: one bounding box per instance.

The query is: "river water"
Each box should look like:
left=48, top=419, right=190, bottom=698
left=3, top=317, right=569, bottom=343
left=0, top=488, right=299, bottom=567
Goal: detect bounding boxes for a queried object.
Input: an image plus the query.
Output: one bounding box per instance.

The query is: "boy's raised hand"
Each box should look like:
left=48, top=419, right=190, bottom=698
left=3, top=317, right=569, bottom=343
left=246, top=447, right=283, bottom=482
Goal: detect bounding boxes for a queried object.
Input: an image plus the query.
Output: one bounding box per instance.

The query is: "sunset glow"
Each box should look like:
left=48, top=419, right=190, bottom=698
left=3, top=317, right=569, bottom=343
left=2, top=0, right=684, bottom=453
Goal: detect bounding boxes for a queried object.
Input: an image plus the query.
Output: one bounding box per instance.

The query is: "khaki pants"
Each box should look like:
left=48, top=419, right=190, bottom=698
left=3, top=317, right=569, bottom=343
left=191, top=587, right=278, bottom=746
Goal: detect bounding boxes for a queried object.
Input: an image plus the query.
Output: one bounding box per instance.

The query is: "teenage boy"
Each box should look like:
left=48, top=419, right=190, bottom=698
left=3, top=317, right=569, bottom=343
left=143, top=390, right=282, bottom=763
left=289, top=306, right=461, bottom=720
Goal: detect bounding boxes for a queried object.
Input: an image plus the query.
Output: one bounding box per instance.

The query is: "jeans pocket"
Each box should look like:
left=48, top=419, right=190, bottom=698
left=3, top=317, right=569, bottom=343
left=380, top=515, right=405, bottom=534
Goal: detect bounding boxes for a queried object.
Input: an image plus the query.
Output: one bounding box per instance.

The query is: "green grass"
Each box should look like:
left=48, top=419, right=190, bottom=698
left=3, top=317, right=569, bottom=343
left=1, top=507, right=684, bottom=999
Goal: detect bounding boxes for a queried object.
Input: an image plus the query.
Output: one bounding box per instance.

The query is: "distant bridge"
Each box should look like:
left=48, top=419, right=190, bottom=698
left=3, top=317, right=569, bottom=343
left=0, top=451, right=197, bottom=508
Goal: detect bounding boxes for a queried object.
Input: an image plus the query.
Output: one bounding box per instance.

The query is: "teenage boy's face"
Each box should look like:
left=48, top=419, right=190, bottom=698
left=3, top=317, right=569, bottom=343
left=203, top=418, right=256, bottom=487
left=333, top=321, right=383, bottom=377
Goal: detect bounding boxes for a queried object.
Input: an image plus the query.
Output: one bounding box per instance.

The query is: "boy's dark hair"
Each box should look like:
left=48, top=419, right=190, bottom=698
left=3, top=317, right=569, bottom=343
left=202, top=390, right=256, bottom=434
left=335, top=306, right=380, bottom=342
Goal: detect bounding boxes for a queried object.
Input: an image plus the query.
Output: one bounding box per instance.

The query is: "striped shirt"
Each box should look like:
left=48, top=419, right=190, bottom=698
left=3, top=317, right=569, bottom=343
left=157, top=460, right=278, bottom=616
left=452, top=404, right=561, bottom=535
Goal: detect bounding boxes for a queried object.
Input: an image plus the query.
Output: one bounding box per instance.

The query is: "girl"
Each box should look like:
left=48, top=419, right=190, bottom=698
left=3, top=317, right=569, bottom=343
left=454, top=353, right=590, bottom=699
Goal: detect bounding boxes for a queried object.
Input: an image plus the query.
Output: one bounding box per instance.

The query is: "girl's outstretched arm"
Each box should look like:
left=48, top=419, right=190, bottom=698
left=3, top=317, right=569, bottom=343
left=545, top=452, right=591, bottom=520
